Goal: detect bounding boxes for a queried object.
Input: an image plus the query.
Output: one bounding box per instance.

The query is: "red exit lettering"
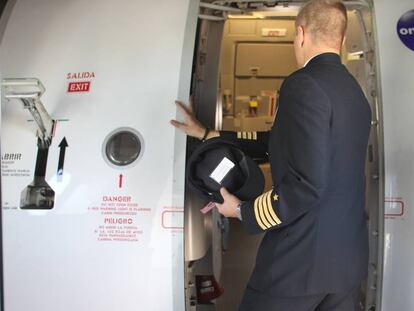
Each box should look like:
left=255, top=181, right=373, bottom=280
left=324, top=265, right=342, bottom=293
left=68, top=81, right=90, bottom=93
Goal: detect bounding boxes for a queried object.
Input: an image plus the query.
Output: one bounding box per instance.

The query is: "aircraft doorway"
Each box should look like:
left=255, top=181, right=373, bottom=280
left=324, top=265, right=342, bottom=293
left=185, top=1, right=383, bottom=311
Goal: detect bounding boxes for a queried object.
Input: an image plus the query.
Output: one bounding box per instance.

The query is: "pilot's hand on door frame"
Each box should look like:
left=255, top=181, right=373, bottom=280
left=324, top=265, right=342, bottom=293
left=170, top=97, right=219, bottom=140
left=170, top=97, right=206, bottom=139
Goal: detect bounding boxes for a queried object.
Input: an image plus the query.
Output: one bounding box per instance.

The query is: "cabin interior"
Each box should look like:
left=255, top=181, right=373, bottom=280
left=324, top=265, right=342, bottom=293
left=185, top=2, right=382, bottom=311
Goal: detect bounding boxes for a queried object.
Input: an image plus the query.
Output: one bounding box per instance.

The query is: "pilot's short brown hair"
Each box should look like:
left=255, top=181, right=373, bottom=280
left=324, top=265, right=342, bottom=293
left=296, top=0, right=347, bottom=49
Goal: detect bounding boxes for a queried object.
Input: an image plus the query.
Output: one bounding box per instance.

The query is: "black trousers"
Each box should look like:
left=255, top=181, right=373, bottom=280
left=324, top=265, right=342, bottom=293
left=239, top=285, right=361, bottom=311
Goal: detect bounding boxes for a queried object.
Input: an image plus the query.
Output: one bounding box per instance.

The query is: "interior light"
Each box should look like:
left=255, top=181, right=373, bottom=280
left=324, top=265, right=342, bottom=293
left=227, top=14, right=259, bottom=19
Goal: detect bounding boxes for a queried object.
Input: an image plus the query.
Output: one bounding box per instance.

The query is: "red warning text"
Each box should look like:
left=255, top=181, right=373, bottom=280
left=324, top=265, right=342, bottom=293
left=103, top=196, right=131, bottom=202
left=104, top=218, right=134, bottom=225
left=67, top=72, right=95, bottom=79
left=68, top=81, right=90, bottom=93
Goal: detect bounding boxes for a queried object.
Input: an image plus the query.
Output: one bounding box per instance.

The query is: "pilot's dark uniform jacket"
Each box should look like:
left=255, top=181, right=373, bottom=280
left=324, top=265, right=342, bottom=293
left=220, top=53, right=372, bottom=309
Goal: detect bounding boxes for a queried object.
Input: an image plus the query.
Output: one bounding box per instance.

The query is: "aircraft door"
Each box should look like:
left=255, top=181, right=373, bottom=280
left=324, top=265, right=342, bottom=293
left=0, top=0, right=198, bottom=310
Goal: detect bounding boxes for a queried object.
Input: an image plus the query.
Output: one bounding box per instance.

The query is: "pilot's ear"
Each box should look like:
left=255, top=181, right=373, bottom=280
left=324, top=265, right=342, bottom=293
left=297, top=26, right=305, bottom=47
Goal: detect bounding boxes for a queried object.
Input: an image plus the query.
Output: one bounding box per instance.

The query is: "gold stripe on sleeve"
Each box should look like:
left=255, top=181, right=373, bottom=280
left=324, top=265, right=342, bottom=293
left=254, top=197, right=268, bottom=230
left=262, top=191, right=277, bottom=227
left=237, top=132, right=242, bottom=139
left=258, top=194, right=271, bottom=229
left=266, top=191, right=282, bottom=225
left=242, top=131, right=247, bottom=139
left=252, top=132, right=257, bottom=140
left=247, top=132, right=252, bottom=140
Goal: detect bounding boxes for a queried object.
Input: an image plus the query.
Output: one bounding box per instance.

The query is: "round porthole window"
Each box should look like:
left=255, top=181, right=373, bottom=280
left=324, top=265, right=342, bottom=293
left=102, top=128, right=144, bottom=169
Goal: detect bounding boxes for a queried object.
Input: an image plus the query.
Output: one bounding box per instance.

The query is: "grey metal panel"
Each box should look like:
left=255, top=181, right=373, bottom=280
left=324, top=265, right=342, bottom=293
left=364, top=1, right=384, bottom=310
left=346, top=10, right=366, bottom=53
left=185, top=194, right=211, bottom=262
left=186, top=20, right=224, bottom=260
left=194, top=21, right=224, bottom=128
left=174, top=1, right=200, bottom=310
left=184, top=20, right=226, bottom=311
left=0, top=0, right=7, bottom=17
left=343, top=3, right=384, bottom=311
left=185, top=19, right=224, bottom=261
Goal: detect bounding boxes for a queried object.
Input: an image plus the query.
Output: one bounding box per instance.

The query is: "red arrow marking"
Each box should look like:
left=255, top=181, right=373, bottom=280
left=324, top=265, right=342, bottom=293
left=119, top=174, right=123, bottom=188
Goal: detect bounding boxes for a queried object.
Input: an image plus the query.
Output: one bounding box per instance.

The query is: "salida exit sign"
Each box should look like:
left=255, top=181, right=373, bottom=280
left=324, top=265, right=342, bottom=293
left=67, top=81, right=90, bottom=92
left=66, top=71, right=95, bottom=93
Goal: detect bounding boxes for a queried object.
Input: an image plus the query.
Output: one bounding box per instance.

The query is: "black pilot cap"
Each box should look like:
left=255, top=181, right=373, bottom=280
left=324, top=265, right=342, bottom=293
left=186, top=137, right=265, bottom=204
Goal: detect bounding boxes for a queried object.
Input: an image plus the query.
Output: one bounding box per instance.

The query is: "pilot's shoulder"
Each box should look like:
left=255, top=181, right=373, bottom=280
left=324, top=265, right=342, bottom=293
left=280, top=69, right=321, bottom=94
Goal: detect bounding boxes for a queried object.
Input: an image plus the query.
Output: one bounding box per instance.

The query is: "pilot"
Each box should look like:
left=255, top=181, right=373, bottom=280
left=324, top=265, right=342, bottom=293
left=171, top=0, right=371, bottom=310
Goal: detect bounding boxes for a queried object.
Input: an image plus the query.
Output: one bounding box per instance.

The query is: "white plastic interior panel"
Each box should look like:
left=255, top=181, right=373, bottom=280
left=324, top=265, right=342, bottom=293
left=235, top=43, right=297, bottom=77
left=0, top=0, right=196, bottom=310
left=375, top=0, right=414, bottom=310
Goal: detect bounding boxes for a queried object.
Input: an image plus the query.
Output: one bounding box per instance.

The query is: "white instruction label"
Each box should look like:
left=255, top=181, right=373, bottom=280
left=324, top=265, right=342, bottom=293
left=209, top=157, right=235, bottom=184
